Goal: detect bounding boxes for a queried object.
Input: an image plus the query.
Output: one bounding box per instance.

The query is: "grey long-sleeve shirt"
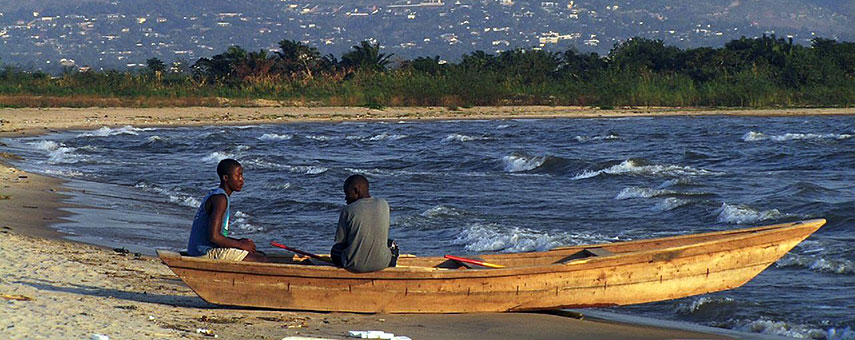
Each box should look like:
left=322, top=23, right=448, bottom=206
left=334, top=197, right=392, bottom=273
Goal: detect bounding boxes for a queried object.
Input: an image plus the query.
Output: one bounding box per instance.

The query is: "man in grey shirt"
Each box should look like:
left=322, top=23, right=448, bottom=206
left=331, top=175, right=397, bottom=273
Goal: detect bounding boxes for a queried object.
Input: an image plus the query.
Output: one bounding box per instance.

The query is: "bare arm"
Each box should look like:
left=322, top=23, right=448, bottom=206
left=207, top=194, right=256, bottom=252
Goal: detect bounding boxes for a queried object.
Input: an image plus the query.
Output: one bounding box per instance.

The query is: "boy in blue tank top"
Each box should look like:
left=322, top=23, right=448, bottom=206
left=187, top=159, right=267, bottom=262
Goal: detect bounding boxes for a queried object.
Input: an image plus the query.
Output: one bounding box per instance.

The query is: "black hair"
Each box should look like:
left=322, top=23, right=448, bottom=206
left=344, top=174, right=369, bottom=192
left=216, top=159, right=241, bottom=180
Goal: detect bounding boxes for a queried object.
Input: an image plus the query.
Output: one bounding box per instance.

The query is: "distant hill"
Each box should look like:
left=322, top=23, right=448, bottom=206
left=1, top=0, right=852, bottom=71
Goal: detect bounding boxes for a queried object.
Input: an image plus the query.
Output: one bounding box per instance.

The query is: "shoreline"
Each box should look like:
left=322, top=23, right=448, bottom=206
left=2, top=106, right=854, bottom=137
left=3, top=106, right=843, bottom=339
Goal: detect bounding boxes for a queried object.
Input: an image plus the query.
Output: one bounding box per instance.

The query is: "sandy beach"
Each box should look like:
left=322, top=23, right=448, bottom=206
left=4, top=105, right=851, bottom=339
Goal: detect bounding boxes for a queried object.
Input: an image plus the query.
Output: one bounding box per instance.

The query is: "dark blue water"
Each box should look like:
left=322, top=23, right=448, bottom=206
left=3, top=116, right=853, bottom=339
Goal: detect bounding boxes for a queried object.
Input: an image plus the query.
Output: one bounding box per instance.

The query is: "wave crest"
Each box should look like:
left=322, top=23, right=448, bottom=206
left=675, top=296, right=736, bottom=315
left=201, top=151, right=234, bottom=163
left=29, top=140, right=82, bottom=164
left=743, top=131, right=854, bottom=142
left=454, top=222, right=617, bottom=253
left=737, top=319, right=835, bottom=339
left=134, top=182, right=200, bottom=208
left=502, top=154, right=547, bottom=173
left=259, top=133, right=293, bottom=141
left=715, top=202, right=784, bottom=224
left=77, top=125, right=154, bottom=138
left=574, top=159, right=722, bottom=180
left=574, top=134, right=620, bottom=142
left=652, top=197, right=694, bottom=212
left=776, top=254, right=855, bottom=275
left=443, top=133, right=490, bottom=143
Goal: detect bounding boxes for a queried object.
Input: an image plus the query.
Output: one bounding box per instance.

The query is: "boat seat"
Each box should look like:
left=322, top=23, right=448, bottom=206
left=556, top=247, right=614, bottom=263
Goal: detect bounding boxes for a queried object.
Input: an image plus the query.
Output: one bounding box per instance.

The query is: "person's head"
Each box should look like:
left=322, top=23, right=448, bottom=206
left=343, top=174, right=370, bottom=204
left=217, top=158, right=244, bottom=193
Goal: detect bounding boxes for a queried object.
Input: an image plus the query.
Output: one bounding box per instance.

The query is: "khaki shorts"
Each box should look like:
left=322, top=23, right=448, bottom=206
left=204, top=248, right=249, bottom=262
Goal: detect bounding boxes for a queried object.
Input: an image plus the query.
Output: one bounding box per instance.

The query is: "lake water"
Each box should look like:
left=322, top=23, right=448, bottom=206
left=3, top=116, right=853, bottom=339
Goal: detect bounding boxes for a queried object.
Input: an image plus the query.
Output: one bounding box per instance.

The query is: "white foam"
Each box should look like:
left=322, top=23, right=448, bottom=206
left=29, top=140, right=83, bottom=164
left=574, top=134, right=620, bottom=142
left=454, top=222, right=617, bottom=253
left=737, top=319, right=832, bottom=339
left=344, top=133, right=408, bottom=142
left=658, top=178, right=694, bottom=188
left=367, top=132, right=407, bottom=141
left=776, top=254, right=855, bottom=275
left=259, top=133, right=293, bottom=141
left=420, top=205, right=464, bottom=218
left=502, top=154, right=546, bottom=172
left=232, top=210, right=263, bottom=232
left=675, top=296, right=735, bottom=314
left=615, top=187, right=670, bottom=200
left=244, top=158, right=328, bottom=174
left=77, top=125, right=154, bottom=138
left=133, top=182, right=200, bottom=208
left=303, top=134, right=331, bottom=141
left=652, top=197, right=692, bottom=212
left=30, top=140, right=60, bottom=151
left=171, top=195, right=201, bottom=208
left=742, top=131, right=767, bottom=141
left=283, top=164, right=328, bottom=175
left=715, top=202, right=784, bottom=224
left=147, top=135, right=163, bottom=143
left=42, top=169, right=84, bottom=177
left=573, top=159, right=721, bottom=180
left=201, top=151, right=234, bottom=163
left=496, top=124, right=511, bottom=129
left=443, top=133, right=489, bottom=143
left=743, top=131, right=854, bottom=142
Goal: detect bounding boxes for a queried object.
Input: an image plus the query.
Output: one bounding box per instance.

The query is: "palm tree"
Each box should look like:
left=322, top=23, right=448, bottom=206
left=276, top=39, right=322, bottom=79
left=340, top=41, right=393, bottom=71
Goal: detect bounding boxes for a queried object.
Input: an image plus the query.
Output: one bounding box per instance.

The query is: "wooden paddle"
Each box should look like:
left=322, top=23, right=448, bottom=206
left=444, top=254, right=505, bottom=269
left=271, top=242, right=332, bottom=263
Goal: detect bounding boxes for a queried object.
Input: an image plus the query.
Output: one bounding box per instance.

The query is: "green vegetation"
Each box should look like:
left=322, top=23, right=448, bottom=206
left=1, top=35, right=854, bottom=108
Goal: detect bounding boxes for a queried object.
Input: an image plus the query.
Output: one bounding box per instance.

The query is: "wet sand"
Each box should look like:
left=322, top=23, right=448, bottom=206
left=5, top=105, right=846, bottom=339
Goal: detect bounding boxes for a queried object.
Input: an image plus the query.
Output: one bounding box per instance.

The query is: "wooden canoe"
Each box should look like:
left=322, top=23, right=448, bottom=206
left=157, top=219, right=825, bottom=313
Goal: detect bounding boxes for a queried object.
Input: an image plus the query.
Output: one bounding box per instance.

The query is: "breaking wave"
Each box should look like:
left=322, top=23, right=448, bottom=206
left=502, top=154, right=547, bottom=173
left=715, top=202, right=785, bottom=224
left=574, top=134, right=620, bottom=142
left=420, top=205, right=466, bottom=218
left=573, top=159, right=722, bottom=180
left=201, top=151, right=234, bottom=163
left=29, top=140, right=82, bottom=164
left=231, top=210, right=263, bottom=232
left=133, top=182, right=200, bottom=208
left=743, top=131, right=854, bottom=142
left=259, top=133, right=293, bottom=141
left=615, top=187, right=672, bottom=200
left=77, top=125, right=155, bottom=138
left=443, top=133, right=491, bottom=143
left=736, top=318, right=849, bottom=339
left=675, top=296, right=737, bottom=316
left=652, top=197, right=694, bottom=212
left=776, top=254, right=855, bottom=275
left=454, top=222, right=618, bottom=253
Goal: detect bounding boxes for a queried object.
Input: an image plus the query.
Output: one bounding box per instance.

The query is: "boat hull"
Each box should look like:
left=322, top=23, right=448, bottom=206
left=158, top=219, right=824, bottom=313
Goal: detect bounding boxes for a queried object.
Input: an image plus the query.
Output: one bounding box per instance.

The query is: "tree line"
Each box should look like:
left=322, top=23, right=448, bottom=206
left=2, top=35, right=854, bottom=108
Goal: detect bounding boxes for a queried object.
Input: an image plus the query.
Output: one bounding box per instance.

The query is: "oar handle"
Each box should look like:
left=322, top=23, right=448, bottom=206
left=444, top=254, right=505, bottom=268
left=271, top=242, right=332, bottom=263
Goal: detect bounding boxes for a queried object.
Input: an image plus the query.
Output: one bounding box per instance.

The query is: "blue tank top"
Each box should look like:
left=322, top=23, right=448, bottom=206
left=187, top=187, right=230, bottom=256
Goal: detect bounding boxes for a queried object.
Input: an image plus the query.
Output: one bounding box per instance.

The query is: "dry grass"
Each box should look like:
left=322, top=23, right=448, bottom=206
left=0, top=95, right=231, bottom=108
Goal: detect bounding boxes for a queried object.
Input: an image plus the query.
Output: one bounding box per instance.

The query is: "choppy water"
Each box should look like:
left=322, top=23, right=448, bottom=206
left=3, top=116, right=854, bottom=339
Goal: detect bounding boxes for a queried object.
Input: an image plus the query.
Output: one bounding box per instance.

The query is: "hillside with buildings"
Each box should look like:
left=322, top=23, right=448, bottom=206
left=1, top=0, right=853, bottom=72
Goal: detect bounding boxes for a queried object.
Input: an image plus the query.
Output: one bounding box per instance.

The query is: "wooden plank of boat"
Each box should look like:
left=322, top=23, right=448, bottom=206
left=157, top=219, right=825, bottom=313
